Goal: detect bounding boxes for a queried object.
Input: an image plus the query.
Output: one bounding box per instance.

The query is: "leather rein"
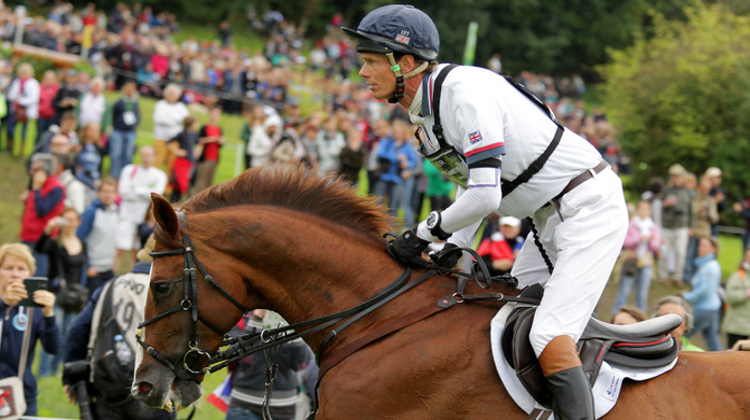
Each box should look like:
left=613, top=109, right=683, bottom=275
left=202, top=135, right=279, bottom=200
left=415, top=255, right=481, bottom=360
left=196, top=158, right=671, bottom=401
left=136, top=212, right=536, bottom=408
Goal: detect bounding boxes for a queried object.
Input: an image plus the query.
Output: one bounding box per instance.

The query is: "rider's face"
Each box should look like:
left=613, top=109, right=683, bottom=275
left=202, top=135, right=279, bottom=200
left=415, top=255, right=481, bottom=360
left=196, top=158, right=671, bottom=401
left=358, top=53, right=396, bottom=100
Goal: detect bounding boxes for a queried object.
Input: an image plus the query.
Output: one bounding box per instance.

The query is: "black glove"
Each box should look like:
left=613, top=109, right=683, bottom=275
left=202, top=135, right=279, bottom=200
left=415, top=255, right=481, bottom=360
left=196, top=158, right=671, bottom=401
left=429, top=243, right=461, bottom=268
left=388, top=229, right=430, bottom=267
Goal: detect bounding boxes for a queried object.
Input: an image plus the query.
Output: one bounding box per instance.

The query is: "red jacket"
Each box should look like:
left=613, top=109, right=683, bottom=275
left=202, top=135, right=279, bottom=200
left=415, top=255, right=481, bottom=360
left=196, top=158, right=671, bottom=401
left=38, top=83, right=60, bottom=119
left=20, top=175, right=66, bottom=242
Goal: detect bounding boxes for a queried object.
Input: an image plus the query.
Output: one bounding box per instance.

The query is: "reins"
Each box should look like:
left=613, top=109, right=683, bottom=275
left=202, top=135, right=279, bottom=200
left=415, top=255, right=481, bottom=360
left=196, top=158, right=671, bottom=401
left=138, top=214, right=536, bottom=419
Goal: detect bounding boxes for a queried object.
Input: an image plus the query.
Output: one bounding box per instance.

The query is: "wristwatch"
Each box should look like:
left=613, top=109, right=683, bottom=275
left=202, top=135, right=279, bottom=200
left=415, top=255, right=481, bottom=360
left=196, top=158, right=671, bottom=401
left=425, top=211, right=451, bottom=240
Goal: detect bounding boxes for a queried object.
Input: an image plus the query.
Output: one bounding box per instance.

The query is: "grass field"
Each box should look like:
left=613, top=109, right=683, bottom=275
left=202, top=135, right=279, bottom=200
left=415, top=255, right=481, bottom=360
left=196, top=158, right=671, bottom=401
left=0, top=100, right=745, bottom=418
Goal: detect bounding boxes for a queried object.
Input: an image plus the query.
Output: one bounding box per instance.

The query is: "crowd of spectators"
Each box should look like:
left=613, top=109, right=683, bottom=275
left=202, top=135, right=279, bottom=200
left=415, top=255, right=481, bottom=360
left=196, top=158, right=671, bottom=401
left=2, top=1, right=750, bottom=418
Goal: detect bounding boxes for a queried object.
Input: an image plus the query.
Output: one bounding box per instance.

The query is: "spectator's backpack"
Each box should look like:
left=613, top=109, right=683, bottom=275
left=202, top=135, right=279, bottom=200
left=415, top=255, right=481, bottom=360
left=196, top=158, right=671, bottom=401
left=87, top=272, right=149, bottom=405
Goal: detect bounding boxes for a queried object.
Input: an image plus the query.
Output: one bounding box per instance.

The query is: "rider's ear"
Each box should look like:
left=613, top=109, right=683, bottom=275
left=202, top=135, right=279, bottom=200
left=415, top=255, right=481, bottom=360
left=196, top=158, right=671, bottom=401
left=151, top=193, right=180, bottom=238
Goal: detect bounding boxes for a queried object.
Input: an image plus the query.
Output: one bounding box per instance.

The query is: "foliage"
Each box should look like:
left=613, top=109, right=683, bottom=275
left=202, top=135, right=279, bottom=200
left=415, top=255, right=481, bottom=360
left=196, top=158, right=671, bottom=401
left=600, top=4, right=750, bottom=203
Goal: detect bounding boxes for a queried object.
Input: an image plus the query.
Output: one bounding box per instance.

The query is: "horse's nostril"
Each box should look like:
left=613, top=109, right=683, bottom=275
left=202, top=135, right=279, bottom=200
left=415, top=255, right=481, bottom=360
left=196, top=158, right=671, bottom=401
left=138, top=381, right=153, bottom=395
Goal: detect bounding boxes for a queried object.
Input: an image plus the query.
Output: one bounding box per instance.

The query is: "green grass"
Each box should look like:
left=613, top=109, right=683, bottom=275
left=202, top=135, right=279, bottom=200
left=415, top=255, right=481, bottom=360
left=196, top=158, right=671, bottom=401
left=171, top=22, right=265, bottom=55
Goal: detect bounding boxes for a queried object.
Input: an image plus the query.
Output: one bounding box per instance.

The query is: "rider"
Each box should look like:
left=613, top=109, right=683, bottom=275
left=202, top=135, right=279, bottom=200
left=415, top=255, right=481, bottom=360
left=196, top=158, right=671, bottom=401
left=344, top=5, right=628, bottom=419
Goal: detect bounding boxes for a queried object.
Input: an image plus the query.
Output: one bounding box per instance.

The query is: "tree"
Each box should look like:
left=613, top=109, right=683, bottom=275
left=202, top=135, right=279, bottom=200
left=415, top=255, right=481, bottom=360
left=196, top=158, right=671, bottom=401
left=600, top=4, right=750, bottom=201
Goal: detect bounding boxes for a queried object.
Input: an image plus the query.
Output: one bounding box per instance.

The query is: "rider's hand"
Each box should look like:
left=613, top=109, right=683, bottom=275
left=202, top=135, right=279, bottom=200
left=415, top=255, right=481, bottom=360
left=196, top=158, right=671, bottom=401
left=388, top=229, right=430, bottom=267
left=429, top=243, right=461, bottom=268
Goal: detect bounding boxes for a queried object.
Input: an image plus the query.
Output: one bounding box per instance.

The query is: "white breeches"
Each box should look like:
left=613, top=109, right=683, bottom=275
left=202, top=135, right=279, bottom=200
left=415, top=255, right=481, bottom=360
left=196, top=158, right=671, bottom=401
left=510, top=168, right=628, bottom=357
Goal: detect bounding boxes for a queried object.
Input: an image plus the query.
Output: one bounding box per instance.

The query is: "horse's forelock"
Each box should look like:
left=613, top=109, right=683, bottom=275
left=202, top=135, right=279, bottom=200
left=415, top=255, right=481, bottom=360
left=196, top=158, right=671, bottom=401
left=181, top=165, right=393, bottom=239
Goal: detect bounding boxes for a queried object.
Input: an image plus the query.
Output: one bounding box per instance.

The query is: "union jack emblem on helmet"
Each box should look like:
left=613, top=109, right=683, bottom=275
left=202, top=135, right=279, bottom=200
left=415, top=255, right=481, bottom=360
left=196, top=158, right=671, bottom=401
left=395, top=30, right=410, bottom=45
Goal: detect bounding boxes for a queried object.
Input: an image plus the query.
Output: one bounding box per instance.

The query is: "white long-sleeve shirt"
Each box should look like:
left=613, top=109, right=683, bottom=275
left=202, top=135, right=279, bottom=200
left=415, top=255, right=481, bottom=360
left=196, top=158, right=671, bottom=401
left=7, top=77, right=41, bottom=119
left=118, top=164, right=167, bottom=223
left=153, top=100, right=190, bottom=141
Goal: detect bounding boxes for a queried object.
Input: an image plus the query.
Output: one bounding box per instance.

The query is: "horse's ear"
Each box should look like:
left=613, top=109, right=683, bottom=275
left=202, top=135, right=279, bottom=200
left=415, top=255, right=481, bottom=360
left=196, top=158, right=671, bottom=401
left=151, top=193, right=180, bottom=238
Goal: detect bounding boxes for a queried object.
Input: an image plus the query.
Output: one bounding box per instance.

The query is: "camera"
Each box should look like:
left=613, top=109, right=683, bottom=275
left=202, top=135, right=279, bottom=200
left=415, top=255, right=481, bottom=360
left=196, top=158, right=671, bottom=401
left=63, top=361, right=94, bottom=420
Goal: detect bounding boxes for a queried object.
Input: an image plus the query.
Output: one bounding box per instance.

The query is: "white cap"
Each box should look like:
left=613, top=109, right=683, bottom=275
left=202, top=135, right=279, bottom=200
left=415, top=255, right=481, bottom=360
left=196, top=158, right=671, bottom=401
left=500, top=216, right=521, bottom=227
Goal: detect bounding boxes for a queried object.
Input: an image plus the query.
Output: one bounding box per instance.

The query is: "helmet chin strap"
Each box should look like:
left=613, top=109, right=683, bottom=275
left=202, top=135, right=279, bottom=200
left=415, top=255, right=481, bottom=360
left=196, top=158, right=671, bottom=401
left=386, top=52, right=430, bottom=103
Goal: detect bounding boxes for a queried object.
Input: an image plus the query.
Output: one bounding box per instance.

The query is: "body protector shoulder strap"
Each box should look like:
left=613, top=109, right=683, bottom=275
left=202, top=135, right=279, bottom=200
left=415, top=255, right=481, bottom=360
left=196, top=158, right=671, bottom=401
left=421, top=65, right=564, bottom=195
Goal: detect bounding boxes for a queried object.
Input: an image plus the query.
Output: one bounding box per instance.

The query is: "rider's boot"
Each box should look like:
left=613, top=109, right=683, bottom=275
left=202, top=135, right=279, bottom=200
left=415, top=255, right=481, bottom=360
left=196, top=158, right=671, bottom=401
left=539, top=335, right=595, bottom=420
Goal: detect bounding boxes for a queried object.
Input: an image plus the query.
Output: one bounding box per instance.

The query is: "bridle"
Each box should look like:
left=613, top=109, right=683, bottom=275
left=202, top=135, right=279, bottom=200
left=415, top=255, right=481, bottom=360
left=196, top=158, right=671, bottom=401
left=136, top=212, right=248, bottom=381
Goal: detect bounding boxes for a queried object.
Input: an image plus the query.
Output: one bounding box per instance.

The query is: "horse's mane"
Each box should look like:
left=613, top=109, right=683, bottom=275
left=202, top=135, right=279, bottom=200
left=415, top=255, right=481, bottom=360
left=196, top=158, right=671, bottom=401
left=181, top=164, right=392, bottom=240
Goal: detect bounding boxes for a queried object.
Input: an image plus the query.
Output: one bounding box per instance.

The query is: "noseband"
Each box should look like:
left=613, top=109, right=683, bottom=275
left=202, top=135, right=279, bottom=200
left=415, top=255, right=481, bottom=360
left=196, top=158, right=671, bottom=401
left=136, top=212, right=248, bottom=381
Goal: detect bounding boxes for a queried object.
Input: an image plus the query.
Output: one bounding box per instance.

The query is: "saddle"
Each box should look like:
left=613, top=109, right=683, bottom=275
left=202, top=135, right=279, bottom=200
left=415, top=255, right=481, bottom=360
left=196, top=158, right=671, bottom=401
left=501, top=284, right=681, bottom=409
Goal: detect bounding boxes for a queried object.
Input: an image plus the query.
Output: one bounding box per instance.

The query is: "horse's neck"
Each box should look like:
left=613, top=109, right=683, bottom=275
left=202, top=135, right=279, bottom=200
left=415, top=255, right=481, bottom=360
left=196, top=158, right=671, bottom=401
left=200, top=208, right=407, bottom=331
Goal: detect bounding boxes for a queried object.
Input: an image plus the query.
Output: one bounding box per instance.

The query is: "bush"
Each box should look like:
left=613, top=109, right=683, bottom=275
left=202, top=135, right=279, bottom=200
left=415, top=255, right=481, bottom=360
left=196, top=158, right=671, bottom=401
left=600, top=4, right=750, bottom=206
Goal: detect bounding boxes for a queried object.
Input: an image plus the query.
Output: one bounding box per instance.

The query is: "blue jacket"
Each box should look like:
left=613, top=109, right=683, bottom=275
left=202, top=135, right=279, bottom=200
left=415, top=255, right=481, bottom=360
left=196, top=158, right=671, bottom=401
left=684, top=254, right=722, bottom=311
left=0, top=303, right=60, bottom=409
left=376, top=137, right=418, bottom=184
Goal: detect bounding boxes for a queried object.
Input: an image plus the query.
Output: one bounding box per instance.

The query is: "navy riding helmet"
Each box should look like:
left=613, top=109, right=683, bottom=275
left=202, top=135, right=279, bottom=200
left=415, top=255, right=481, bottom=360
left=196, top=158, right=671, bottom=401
left=342, top=4, right=440, bottom=61
left=343, top=4, right=440, bottom=102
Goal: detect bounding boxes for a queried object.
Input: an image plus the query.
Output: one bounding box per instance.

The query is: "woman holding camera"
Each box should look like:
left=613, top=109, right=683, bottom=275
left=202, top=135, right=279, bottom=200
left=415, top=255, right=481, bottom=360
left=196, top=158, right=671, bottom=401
left=0, top=243, right=60, bottom=416
left=35, top=208, right=87, bottom=377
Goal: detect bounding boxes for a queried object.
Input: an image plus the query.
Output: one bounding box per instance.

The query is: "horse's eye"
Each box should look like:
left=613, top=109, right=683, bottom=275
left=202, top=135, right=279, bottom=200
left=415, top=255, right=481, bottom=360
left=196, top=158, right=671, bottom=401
left=153, top=282, right=171, bottom=297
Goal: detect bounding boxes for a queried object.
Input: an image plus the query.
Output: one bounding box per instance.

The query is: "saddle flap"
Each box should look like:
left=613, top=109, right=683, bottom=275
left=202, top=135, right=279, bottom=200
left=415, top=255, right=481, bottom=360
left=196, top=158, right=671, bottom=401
left=509, top=307, right=553, bottom=409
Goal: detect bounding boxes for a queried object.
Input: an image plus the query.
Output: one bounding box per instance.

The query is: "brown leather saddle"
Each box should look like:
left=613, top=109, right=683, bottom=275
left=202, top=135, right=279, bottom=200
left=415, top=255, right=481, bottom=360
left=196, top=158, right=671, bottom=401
left=501, top=284, right=681, bottom=409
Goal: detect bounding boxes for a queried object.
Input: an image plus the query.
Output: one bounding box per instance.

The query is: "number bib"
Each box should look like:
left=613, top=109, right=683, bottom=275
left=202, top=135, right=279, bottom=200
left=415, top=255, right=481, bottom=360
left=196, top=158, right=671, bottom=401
left=425, top=147, right=469, bottom=189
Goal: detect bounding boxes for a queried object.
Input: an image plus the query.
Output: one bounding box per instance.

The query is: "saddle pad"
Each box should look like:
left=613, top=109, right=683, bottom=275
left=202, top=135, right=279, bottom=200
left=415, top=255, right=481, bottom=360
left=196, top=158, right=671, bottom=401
left=490, top=305, right=677, bottom=419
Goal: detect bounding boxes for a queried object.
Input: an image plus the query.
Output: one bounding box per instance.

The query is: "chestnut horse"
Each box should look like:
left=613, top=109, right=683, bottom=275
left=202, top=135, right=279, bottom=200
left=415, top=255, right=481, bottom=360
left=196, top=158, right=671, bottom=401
left=133, top=165, right=750, bottom=419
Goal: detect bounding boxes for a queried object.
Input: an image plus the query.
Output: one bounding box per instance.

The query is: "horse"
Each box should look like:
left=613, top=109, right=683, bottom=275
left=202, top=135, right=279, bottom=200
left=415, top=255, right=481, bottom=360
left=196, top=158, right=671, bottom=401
left=133, top=164, right=750, bottom=419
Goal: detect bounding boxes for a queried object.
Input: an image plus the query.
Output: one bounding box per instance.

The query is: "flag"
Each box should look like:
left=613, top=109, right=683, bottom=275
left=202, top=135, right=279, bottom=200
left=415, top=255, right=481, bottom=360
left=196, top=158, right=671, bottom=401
left=205, top=373, right=232, bottom=413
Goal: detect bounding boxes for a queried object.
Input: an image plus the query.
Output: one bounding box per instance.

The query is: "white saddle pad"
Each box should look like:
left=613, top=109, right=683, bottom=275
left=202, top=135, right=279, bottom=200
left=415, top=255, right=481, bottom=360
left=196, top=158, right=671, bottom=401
left=490, top=304, right=678, bottom=419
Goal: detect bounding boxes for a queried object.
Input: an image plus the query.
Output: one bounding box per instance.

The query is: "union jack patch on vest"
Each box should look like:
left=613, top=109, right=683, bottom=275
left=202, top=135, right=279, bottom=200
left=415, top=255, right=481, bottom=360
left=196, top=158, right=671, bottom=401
left=468, top=130, right=483, bottom=144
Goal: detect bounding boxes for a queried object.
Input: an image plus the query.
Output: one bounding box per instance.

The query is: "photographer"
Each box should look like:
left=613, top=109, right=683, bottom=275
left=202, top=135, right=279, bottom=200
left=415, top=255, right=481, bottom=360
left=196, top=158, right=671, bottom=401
left=0, top=243, right=60, bottom=416
left=35, top=208, right=87, bottom=378
left=63, top=236, right=173, bottom=420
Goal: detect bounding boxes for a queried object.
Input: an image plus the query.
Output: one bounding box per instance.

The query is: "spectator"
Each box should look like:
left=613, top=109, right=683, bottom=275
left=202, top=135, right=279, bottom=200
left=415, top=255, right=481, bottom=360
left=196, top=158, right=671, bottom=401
left=611, top=306, right=647, bottom=325
left=424, top=159, right=454, bottom=212
left=684, top=176, right=719, bottom=280
left=338, top=126, right=365, bottom=185
left=52, top=69, right=82, bottom=124
left=77, top=77, right=109, bottom=131
left=271, top=119, right=309, bottom=165
left=704, top=167, right=725, bottom=237
left=152, top=84, right=189, bottom=171
left=77, top=178, right=119, bottom=293
left=0, top=243, right=60, bottom=416
left=63, top=237, right=173, bottom=420
left=167, top=115, right=199, bottom=202
left=242, top=104, right=279, bottom=169
left=74, top=122, right=104, bottom=189
left=654, top=295, right=703, bottom=351
left=315, top=117, right=346, bottom=175
left=6, top=63, right=41, bottom=155
left=641, top=177, right=664, bottom=228
left=36, top=70, right=60, bottom=147
left=193, top=106, right=225, bottom=193
left=487, top=53, right=502, bottom=74
left=54, top=153, right=88, bottom=215
left=34, top=208, right=86, bottom=378
left=659, top=164, right=693, bottom=286
left=109, top=80, right=141, bottom=178
left=219, top=20, right=232, bottom=47
left=682, top=237, right=722, bottom=351
left=113, top=145, right=166, bottom=271
left=733, top=198, right=750, bottom=251
left=373, top=118, right=418, bottom=229
left=612, top=200, right=662, bottom=314
left=38, top=111, right=80, bottom=155
left=226, top=310, right=312, bottom=420
left=19, top=153, right=66, bottom=277
left=722, top=248, right=750, bottom=349
left=476, top=216, right=525, bottom=277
